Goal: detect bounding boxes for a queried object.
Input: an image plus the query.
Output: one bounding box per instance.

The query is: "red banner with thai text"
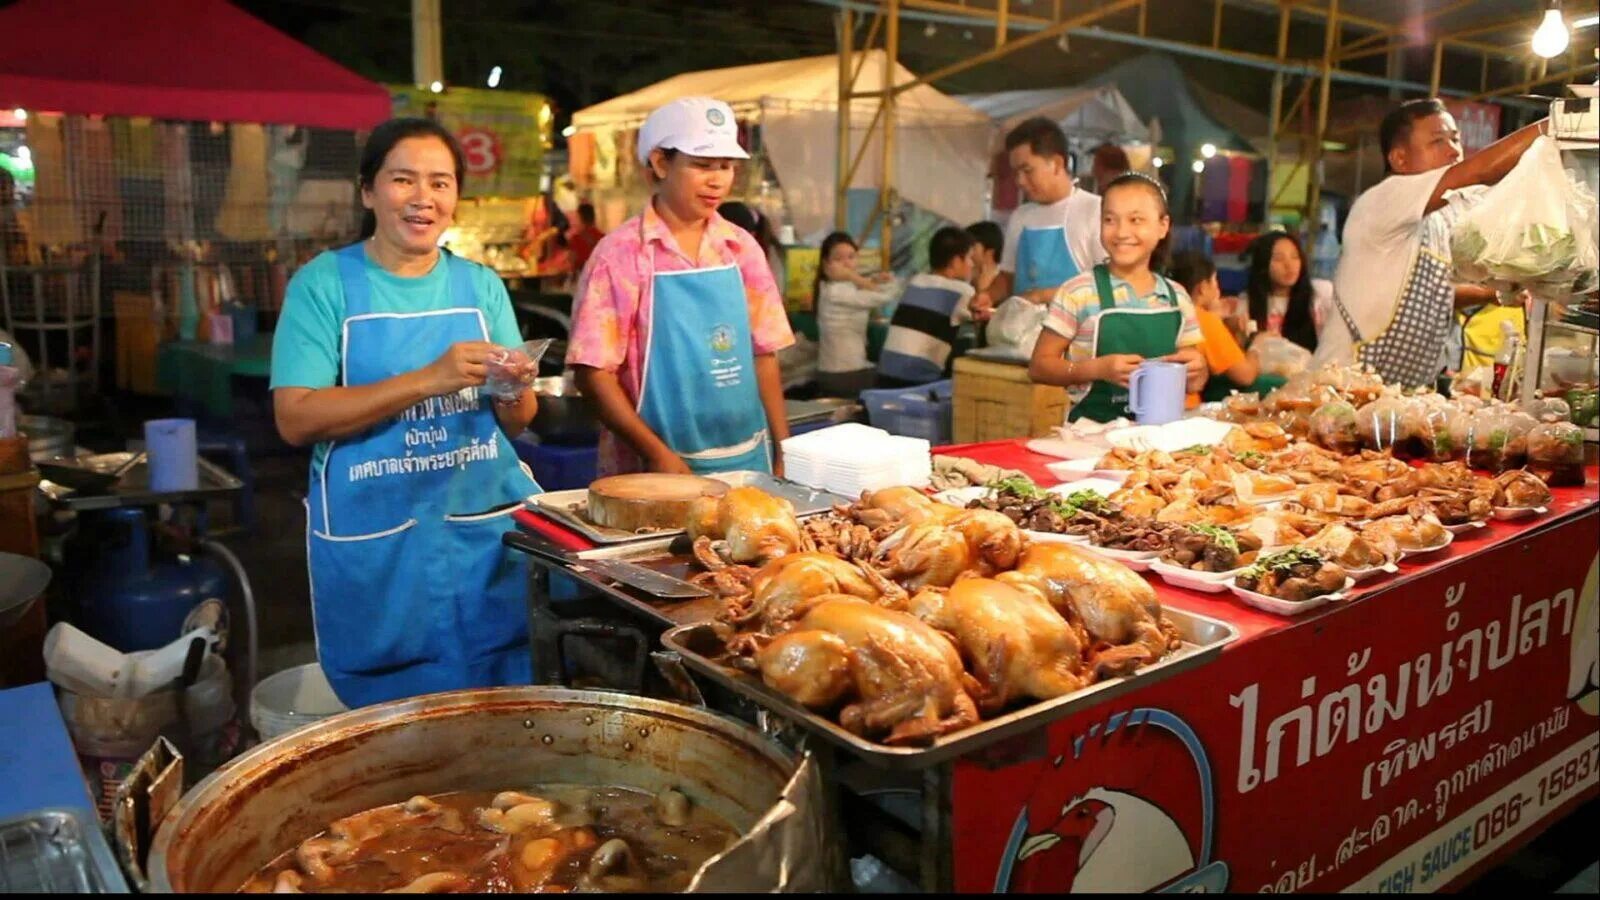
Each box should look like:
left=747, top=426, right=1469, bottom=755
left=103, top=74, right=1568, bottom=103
left=953, top=510, right=1600, bottom=893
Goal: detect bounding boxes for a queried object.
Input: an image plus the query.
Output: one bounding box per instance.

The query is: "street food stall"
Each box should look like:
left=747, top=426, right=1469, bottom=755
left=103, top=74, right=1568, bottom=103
left=492, top=361, right=1598, bottom=893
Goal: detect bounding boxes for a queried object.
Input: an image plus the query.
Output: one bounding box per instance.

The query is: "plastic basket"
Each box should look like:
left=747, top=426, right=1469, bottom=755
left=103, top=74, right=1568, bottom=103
left=860, top=379, right=953, bottom=445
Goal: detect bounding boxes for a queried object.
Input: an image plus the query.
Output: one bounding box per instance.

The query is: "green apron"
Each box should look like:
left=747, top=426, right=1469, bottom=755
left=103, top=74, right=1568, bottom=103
left=1201, top=372, right=1288, bottom=403
left=1067, top=265, right=1183, bottom=423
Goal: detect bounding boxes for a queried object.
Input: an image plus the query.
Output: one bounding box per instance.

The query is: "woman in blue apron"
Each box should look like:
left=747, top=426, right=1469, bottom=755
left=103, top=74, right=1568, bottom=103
left=270, top=119, right=542, bottom=707
left=567, top=98, right=795, bottom=478
left=1027, top=174, right=1208, bottom=422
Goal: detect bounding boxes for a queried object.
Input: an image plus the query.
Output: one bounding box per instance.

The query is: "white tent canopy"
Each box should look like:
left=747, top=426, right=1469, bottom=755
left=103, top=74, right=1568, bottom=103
left=571, top=52, right=992, bottom=238
left=956, top=85, right=1151, bottom=147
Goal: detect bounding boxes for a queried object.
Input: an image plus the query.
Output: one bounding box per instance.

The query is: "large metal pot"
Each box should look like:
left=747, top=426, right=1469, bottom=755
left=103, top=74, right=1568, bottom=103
left=146, top=687, right=832, bottom=892
left=529, top=374, right=600, bottom=445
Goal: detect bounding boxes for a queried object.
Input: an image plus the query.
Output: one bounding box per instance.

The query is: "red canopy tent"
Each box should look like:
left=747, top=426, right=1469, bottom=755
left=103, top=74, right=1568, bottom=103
left=0, top=0, right=390, bottom=129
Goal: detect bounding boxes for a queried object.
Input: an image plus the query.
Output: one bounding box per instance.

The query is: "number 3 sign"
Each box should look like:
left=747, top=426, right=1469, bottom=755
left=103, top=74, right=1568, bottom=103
left=457, top=127, right=502, bottom=176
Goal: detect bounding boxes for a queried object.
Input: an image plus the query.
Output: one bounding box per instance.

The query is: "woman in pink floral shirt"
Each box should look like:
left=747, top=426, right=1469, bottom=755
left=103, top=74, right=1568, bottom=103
left=567, top=98, right=794, bottom=477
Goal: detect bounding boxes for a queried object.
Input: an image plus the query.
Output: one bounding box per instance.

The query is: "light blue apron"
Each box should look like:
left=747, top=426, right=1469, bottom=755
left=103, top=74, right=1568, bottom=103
left=637, top=262, right=772, bottom=475
left=1014, top=225, right=1081, bottom=295
left=307, top=243, right=540, bottom=708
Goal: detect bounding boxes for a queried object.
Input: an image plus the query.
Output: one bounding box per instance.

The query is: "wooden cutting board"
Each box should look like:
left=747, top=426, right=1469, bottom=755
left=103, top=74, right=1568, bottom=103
left=586, top=473, right=729, bottom=533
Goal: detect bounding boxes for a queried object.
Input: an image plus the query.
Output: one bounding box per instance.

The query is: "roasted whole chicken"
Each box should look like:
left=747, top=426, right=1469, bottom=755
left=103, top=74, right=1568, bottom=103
left=748, top=596, right=979, bottom=745
left=873, top=510, right=1026, bottom=589
left=848, top=486, right=959, bottom=531
left=997, top=544, right=1181, bottom=680
left=908, top=578, right=1089, bottom=713
left=688, top=486, right=808, bottom=567
left=1494, top=469, right=1554, bottom=509
left=719, top=551, right=898, bottom=630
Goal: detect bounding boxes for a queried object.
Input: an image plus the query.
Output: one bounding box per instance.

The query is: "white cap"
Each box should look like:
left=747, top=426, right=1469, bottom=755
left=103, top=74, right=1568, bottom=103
left=636, top=97, right=749, bottom=165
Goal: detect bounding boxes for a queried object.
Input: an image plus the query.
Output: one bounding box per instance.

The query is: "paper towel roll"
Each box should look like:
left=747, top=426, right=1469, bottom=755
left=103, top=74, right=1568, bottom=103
left=145, top=418, right=199, bottom=491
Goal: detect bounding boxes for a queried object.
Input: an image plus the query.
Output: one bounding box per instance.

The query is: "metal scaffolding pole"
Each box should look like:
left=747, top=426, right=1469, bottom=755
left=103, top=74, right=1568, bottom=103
left=1266, top=2, right=1291, bottom=218
left=1307, top=0, right=1338, bottom=239
left=879, top=0, right=900, bottom=260
left=836, top=8, right=854, bottom=230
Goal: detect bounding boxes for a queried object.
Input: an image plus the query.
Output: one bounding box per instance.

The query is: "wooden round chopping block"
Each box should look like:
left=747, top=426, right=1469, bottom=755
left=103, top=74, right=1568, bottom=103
left=586, top=473, right=728, bottom=532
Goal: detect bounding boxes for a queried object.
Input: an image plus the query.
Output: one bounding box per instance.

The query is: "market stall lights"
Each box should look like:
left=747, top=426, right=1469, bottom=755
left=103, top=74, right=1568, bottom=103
left=12, top=108, right=23, bottom=121
left=1574, top=14, right=1598, bottom=28
left=1531, top=7, right=1570, bottom=58
left=924, top=22, right=937, bottom=37
left=1191, top=159, right=1205, bottom=173
left=487, top=66, right=502, bottom=88
left=1201, top=143, right=1217, bottom=159
left=561, top=125, right=576, bottom=138
left=15, top=146, right=29, bottom=162
left=429, top=80, right=444, bottom=93
left=1151, top=156, right=1163, bottom=168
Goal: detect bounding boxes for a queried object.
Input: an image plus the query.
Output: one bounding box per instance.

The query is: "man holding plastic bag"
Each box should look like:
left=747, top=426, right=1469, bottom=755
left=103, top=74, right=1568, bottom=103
left=1317, top=99, right=1551, bottom=388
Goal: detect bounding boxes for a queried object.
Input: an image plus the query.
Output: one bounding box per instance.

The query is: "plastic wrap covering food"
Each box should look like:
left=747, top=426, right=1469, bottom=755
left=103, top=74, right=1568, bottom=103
left=1250, top=334, right=1315, bottom=379
left=1521, top=396, right=1572, bottom=424
left=1355, top=396, right=1407, bottom=454
left=1465, top=407, right=1534, bottom=473
left=1220, top=391, right=1264, bottom=423
left=1308, top=400, right=1362, bottom=455
left=483, top=339, right=553, bottom=401
left=1429, top=406, right=1470, bottom=463
left=1395, top=395, right=1446, bottom=460
left=1526, top=420, right=1587, bottom=487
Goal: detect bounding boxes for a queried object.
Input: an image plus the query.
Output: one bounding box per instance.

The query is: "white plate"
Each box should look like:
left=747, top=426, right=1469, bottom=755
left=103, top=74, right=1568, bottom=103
left=931, top=486, right=988, bottom=506
left=1346, top=562, right=1400, bottom=582
left=1492, top=505, right=1547, bottom=521
left=1571, top=84, right=1598, bottom=99
left=1150, top=559, right=1242, bottom=593
left=1442, top=519, right=1489, bottom=535
left=1048, top=478, right=1123, bottom=499
left=1085, top=544, right=1158, bottom=570
left=1025, top=529, right=1089, bottom=545
left=1228, top=577, right=1355, bottom=617
left=1400, top=531, right=1455, bottom=558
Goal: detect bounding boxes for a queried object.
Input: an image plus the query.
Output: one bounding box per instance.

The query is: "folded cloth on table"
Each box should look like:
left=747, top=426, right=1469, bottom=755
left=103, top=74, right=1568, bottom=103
left=929, top=454, right=1029, bottom=491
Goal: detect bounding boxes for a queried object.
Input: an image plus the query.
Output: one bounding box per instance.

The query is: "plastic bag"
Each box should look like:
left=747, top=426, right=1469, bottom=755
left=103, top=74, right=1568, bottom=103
left=986, top=296, right=1048, bottom=358
left=484, top=339, right=553, bottom=400
left=1355, top=397, right=1406, bottom=453
left=1396, top=395, right=1445, bottom=460
left=1220, top=391, right=1264, bottom=424
left=1431, top=406, right=1469, bottom=462
left=1250, top=334, right=1314, bottom=378
left=1527, top=420, right=1587, bottom=486
left=1465, top=407, right=1535, bottom=473
left=1309, top=400, right=1362, bottom=454
left=1521, top=395, right=1572, bottom=424
left=1451, top=136, right=1592, bottom=297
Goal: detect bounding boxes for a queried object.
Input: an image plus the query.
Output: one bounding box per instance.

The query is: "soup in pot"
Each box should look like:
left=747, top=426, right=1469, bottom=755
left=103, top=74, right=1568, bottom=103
left=238, top=784, right=738, bottom=893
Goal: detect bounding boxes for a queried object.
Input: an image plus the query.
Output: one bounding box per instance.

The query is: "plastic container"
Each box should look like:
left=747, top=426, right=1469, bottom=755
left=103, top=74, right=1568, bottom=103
left=144, top=418, right=199, bottom=491
left=860, top=379, right=953, bottom=445
left=512, top=437, right=598, bottom=491
left=249, top=663, right=349, bottom=742
left=1526, top=420, right=1587, bottom=486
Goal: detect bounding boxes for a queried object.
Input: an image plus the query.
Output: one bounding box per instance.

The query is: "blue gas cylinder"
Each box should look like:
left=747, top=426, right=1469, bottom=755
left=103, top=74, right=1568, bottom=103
left=70, top=508, right=226, bottom=652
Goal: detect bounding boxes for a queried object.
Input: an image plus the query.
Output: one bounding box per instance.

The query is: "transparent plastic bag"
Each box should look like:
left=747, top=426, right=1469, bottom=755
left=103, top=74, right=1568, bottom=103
left=1431, top=406, right=1469, bottom=463
left=1527, top=420, right=1587, bottom=486
left=1451, top=136, right=1592, bottom=297
left=484, top=339, right=553, bottom=400
left=1521, top=395, right=1572, bottom=424
left=1309, top=400, right=1362, bottom=454
left=987, top=296, right=1048, bottom=357
left=1250, top=334, right=1314, bottom=379
left=1465, top=407, right=1535, bottom=473
left=1396, top=395, right=1445, bottom=460
left=1355, top=397, right=1406, bottom=453
left=1220, top=391, right=1264, bottom=424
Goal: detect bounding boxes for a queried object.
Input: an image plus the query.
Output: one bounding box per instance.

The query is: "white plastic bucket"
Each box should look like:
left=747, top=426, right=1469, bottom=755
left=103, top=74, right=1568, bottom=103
left=249, top=663, right=347, bottom=741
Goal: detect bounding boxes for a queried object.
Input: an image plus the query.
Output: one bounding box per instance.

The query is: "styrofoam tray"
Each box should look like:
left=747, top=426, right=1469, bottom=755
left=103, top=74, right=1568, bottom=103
left=1084, top=543, right=1158, bottom=570
left=1228, top=577, right=1354, bottom=617
left=1442, top=519, right=1488, bottom=536
left=1400, top=531, right=1455, bottom=558
left=1346, top=561, right=1401, bottom=582
left=1047, top=478, right=1123, bottom=499
left=1150, top=559, right=1243, bottom=593
left=1492, top=505, right=1547, bottom=521
left=1025, top=529, right=1090, bottom=545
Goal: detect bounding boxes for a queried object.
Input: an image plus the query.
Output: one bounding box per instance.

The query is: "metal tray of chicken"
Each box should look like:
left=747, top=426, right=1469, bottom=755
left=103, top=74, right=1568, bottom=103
left=508, top=530, right=729, bottom=628
left=526, top=471, right=851, bottom=546
left=659, top=608, right=1240, bottom=770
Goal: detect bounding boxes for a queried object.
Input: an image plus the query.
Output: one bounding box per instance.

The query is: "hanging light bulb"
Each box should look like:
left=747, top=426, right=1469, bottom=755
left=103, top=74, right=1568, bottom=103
left=1191, top=159, right=1206, bottom=174
left=1200, top=142, right=1217, bottom=159
left=1151, top=156, right=1164, bottom=169
left=487, top=66, right=503, bottom=88
left=12, top=108, right=25, bottom=121
left=1057, top=33, right=1070, bottom=52
left=429, top=80, right=444, bottom=93
left=924, top=22, right=937, bottom=37
left=963, top=29, right=974, bottom=40
left=1532, top=4, right=1570, bottom=58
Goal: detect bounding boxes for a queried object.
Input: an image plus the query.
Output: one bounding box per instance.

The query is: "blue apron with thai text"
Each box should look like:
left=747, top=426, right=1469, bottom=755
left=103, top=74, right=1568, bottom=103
left=1014, top=225, right=1081, bottom=295
left=637, top=264, right=771, bottom=474
left=306, top=243, right=539, bottom=708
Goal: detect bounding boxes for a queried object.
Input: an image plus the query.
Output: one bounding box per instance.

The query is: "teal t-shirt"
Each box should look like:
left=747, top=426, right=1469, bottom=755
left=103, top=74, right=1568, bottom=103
left=270, top=247, right=524, bottom=479
left=270, top=247, right=521, bottom=392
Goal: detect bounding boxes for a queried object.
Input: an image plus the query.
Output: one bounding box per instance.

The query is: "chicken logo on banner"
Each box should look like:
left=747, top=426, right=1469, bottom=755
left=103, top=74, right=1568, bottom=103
left=995, top=708, right=1230, bottom=893
left=1569, top=553, right=1599, bottom=717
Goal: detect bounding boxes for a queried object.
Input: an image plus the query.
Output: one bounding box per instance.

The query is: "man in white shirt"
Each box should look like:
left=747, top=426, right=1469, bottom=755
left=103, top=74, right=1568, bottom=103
left=989, top=117, right=1106, bottom=317
left=1318, top=98, right=1547, bottom=387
